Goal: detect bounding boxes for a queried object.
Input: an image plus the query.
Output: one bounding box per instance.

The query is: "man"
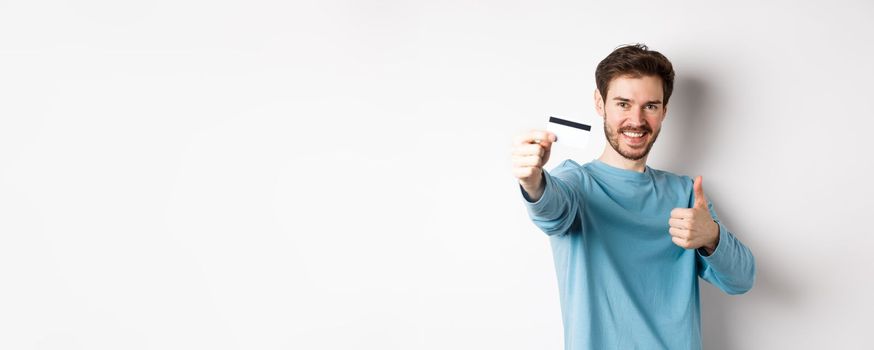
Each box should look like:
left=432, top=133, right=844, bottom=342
left=511, top=44, right=755, bottom=349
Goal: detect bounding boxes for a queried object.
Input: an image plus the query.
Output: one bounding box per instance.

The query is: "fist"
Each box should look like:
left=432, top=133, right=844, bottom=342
left=512, top=130, right=556, bottom=182
left=668, top=176, right=720, bottom=254
left=511, top=130, right=557, bottom=187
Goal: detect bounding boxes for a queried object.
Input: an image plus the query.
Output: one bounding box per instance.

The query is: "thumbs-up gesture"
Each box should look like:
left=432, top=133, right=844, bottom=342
left=668, top=176, right=720, bottom=254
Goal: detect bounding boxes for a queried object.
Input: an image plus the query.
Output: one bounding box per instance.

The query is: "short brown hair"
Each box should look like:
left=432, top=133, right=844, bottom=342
left=595, top=44, right=675, bottom=105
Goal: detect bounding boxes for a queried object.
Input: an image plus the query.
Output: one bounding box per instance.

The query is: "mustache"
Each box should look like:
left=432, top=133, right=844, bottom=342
left=618, top=125, right=652, bottom=134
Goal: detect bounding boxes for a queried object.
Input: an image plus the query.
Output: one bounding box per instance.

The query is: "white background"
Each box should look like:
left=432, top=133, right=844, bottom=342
left=1, top=0, right=872, bottom=349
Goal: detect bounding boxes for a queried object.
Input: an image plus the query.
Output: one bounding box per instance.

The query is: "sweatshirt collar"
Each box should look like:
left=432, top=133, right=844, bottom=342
left=590, top=159, right=652, bottom=182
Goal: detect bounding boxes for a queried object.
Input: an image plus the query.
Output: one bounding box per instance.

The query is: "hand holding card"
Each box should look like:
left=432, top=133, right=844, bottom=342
left=511, top=129, right=557, bottom=201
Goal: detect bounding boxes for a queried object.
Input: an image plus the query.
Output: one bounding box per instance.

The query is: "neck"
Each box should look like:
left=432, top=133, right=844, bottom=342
left=598, top=145, right=648, bottom=173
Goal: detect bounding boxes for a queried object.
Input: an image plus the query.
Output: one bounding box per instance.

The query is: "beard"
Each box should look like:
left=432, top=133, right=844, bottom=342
left=603, top=118, right=660, bottom=161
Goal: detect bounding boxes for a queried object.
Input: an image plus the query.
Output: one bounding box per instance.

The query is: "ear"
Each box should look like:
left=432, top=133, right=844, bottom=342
left=594, top=89, right=605, bottom=118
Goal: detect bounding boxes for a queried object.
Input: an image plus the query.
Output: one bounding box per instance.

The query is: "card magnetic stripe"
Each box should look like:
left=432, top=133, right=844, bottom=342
left=549, top=117, right=591, bottom=131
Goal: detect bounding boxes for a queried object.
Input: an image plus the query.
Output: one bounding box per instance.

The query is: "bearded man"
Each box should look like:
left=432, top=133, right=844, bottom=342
left=511, top=44, right=755, bottom=350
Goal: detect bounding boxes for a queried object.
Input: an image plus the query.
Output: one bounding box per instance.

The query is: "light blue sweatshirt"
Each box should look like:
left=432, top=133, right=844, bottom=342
left=521, top=159, right=755, bottom=350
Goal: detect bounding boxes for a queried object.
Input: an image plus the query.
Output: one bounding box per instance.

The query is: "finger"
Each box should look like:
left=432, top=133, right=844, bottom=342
left=534, top=130, right=558, bottom=143
left=669, top=227, right=689, bottom=239
left=512, top=166, right=540, bottom=179
left=512, top=144, right=545, bottom=157
left=514, top=130, right=557, bottom=145
left=537, top=137, right=555, bottom=150
left=513, top=132, right=538, bottom=145
left=671, top=236, right=692, bottom=249
left=512, top=155, right=543, bottom=167
left=531, top=131, right=558, bottom=145
left=668, top=218, right=689, bottom=230
left=511, top=156, right=537, bottom=167
left=693, top=175, right=708, bottom=209
left=532, top=132, right=558, bottom=149
left=670, top=208, right=694, bottom=219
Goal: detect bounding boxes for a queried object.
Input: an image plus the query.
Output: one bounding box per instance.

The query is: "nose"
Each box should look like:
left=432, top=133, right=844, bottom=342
left=626, top=106, right=645, bottom=126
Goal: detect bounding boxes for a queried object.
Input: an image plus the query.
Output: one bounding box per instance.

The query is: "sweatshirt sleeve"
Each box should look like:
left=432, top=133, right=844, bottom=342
left=695, top=201, right=757, bottom=295
left=519, top=160, right=582, bottom=236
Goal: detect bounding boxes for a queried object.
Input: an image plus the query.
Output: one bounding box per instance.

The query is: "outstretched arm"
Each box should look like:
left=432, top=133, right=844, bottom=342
left=512, top=130, right=580, bottom=236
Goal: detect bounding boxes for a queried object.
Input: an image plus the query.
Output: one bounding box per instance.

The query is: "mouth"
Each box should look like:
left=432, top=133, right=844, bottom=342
left=620, top=130, right=649, bottom=146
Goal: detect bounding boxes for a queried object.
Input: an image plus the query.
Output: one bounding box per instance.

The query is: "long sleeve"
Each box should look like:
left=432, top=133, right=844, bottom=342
left=695, top=201, right=757, bottom=295
left=519, top=160, right=582, bottom=236
left=522, top=159, right=752, bottom=348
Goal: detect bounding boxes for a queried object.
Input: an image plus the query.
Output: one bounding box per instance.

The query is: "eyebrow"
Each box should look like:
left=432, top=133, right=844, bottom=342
left=612, top=97, right=663, bottom=105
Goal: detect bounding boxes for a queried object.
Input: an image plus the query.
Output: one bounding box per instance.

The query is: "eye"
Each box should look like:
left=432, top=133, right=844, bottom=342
left=645, top=104, right=659, bottom=110
left=617, top=102, right=629, bottom=108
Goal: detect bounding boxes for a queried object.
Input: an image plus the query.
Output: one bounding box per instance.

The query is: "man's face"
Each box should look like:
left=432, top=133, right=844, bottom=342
left=595, top=75, right=667, bottom=161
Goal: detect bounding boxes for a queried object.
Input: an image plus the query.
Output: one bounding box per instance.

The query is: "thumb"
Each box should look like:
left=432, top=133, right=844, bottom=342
left=693, top=175, right=708, bottom=209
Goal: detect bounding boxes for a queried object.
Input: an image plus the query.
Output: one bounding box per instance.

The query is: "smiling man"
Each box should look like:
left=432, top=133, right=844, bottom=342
left=511, top=44, right=756, bottom=349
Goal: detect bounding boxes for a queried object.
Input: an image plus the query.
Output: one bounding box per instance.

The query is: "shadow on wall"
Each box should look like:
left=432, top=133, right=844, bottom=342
left=661, top=75, right=712, bottom=172
left=700, top=246, right=801, bottom=350
left=665, top=74, right=800, bottom=349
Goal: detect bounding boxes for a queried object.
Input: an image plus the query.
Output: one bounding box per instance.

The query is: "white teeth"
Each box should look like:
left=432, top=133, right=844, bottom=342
left=622, top=131, right=644, bottom=137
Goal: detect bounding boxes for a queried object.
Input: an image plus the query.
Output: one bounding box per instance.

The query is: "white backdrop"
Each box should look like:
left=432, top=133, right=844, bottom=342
left=1, top=0, right=873, bottom=349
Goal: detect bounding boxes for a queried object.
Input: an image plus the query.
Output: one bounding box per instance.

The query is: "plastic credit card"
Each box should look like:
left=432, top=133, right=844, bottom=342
left=546, top=116, right=591, bottom=149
